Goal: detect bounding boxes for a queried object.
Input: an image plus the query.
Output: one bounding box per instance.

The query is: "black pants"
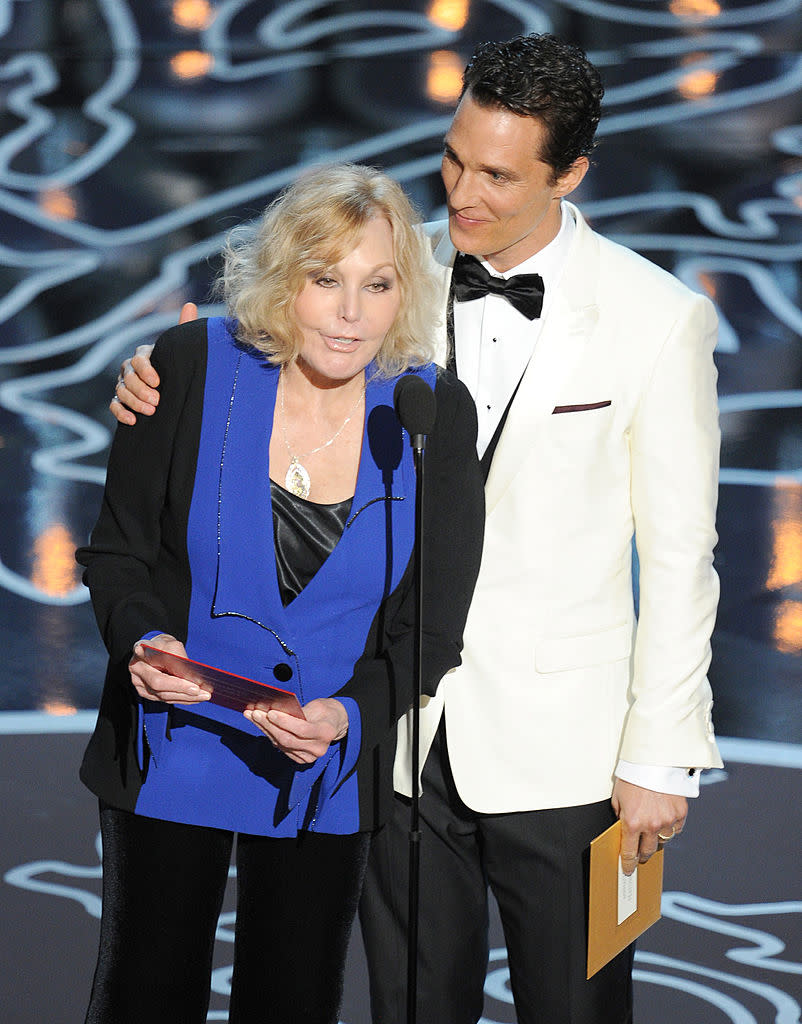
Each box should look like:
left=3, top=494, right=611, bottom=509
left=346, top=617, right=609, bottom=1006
left=85, top=803, right=370, bottom=1024
left=359, top=726, right=634, bottom=1024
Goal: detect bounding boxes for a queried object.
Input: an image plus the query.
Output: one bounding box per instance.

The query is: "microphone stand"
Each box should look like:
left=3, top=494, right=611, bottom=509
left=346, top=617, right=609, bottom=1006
left=407, top=431, right=425, bottom=1024
left=394, top=372, right=436, bottom=1024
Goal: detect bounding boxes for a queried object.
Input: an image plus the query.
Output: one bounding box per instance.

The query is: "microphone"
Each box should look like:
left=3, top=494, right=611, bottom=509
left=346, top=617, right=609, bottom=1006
left=393, top=374, right=437, bottom=452
left=393, top=372, right=436, bottom=1024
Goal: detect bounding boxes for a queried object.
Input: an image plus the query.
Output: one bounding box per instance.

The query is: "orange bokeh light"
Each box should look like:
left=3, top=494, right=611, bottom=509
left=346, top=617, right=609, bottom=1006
left=30, top=523, right=80, bottom=597
left=170, top=50, right=214, bottom=80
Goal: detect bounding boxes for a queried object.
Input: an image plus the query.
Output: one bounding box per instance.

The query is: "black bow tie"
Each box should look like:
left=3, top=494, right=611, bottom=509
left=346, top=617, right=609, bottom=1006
left=451, top=253, right=545, bottom=321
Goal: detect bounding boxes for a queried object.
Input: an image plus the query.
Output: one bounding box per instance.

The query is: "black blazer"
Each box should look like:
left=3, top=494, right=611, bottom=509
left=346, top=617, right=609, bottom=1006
left=78, top=319, right=484, bottom=834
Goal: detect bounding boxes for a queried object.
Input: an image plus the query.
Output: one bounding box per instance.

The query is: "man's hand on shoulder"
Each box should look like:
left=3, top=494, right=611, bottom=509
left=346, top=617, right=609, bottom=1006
left=612, top=777, right=687, bottom=876
left=109, top=302, right=198, bottom=424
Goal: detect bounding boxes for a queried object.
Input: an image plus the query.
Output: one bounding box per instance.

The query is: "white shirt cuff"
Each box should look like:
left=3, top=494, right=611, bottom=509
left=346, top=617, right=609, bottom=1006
left=615, top=759, right=701, bottom=798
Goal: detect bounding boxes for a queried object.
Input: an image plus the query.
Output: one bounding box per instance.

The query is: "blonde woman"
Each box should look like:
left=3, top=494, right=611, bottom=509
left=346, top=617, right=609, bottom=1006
left=78, top=164, right=483, bottom=1024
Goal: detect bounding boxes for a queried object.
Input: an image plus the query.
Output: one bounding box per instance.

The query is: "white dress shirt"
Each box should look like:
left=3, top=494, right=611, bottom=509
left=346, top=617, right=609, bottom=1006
left=452, top=202, right=700, bottom=799
left=454, top=204, right=574, bottom=458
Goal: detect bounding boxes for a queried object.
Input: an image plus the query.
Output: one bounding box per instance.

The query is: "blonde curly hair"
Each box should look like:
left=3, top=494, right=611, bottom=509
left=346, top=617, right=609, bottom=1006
left=218, top=164, right=440, bottom=376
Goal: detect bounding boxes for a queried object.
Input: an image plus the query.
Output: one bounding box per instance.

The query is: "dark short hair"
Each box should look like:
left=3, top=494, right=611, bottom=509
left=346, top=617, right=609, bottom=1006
left=461, top=34, right=604, bottom=179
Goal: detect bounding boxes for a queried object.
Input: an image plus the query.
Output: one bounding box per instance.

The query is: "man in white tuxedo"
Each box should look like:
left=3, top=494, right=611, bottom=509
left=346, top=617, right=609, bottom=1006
left=111, top=33, right=722, bottom=1024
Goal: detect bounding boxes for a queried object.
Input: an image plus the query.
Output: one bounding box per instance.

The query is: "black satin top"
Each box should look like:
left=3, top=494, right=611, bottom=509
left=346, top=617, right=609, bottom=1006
left=270, top=480, right=352, bottom=606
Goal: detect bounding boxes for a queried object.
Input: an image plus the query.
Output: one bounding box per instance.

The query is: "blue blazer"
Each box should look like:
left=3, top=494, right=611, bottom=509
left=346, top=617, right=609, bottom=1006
left=78, top=318, right=483, bottom=836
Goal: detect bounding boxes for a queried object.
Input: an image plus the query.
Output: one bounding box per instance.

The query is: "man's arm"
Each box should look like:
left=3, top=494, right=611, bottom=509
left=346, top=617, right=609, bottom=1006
left=614, top=289, right=722, bottom=872
left=110, top=302, right=198, bottom=423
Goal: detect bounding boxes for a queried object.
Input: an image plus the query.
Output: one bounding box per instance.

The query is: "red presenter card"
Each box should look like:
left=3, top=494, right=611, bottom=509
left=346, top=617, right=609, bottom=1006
left=140, top=645, right=305, bottom=719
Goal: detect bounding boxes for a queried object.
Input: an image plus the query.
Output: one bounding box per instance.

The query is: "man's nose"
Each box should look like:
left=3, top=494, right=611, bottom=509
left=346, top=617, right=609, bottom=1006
left=448, top=168, right=476, bottom=208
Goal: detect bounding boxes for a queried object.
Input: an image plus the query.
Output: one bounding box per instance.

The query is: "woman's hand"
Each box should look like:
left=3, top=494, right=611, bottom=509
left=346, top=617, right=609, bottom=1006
left=129, top=634, right=212, bottom=704
left=244, top=698, right=349, bottom=764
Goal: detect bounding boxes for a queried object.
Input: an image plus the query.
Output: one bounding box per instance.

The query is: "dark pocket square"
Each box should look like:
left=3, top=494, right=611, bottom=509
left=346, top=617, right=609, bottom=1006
left=552, top=401, right=612, bottom=414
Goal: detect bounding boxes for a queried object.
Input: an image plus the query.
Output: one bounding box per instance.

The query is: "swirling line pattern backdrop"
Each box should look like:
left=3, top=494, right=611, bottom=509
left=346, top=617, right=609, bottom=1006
left=0, top=2, right=800, bottom=1023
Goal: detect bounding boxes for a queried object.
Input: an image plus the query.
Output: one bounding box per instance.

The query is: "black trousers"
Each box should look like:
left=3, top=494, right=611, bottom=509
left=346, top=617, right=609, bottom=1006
left=85, top=803, right=370, bottom=1024
left=359, top=726, right=634, bottom=1024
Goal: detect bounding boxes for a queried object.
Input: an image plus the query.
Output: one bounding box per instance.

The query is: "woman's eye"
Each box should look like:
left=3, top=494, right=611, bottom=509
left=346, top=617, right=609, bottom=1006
left=368, top=280, right=392, bottom=292
left=315, top=276, right=337, bottom=287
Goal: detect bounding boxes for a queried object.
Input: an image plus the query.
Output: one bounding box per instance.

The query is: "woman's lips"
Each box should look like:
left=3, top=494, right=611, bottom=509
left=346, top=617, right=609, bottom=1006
left=323, top=335, right=360, bottom=351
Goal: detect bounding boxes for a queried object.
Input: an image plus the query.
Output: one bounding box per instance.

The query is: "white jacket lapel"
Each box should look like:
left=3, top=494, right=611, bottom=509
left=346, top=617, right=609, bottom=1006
left=427, top=222, right=456, bottom=367
left=484, top=207, right=602, bottom=513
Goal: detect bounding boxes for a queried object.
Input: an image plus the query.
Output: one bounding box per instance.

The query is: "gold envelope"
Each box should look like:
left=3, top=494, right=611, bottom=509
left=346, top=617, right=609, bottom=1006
left=587, top=820, right=664, bottom=979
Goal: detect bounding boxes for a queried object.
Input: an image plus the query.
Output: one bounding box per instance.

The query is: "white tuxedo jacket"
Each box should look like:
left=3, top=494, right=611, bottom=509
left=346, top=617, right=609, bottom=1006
left=395, top=202, right=723, bottom=812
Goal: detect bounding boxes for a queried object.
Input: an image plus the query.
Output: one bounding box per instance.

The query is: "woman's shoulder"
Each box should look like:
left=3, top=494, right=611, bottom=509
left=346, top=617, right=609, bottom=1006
left=434, top=364, right=475, bottom=412
left=380, top=362, right=474, bottom=417
left=148, top=318, right=214, bottom=398
left=154, top=315, right=244, bottom=353
left=152, top=316, right=208, bottom=361
left=152, top=316, right=259, bottom=375
left=432, top=367, right=478, bottom=450
left=390, top=363, right=477, bottom=438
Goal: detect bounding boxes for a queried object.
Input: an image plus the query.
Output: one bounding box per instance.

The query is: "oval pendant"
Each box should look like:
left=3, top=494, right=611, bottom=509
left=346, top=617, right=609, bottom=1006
left=285, top=457, right=311, bottom=499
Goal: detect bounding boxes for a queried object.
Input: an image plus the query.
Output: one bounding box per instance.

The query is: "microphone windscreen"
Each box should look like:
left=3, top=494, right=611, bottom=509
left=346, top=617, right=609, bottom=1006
left=393, top=374, right=437, bottom=437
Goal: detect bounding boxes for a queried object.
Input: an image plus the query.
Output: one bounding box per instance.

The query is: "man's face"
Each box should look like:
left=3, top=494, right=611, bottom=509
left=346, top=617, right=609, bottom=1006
left=441, top=92, right=587, bottom=273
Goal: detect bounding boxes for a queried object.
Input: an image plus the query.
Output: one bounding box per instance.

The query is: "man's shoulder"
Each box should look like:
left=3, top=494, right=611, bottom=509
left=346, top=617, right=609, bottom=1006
left=574, top=206, right=703, bottom=305
left=423, top=218, right=448, bottom=236
left=592, top=237, right=717, bottom=342
left=422, top=219, right=451, bottom=250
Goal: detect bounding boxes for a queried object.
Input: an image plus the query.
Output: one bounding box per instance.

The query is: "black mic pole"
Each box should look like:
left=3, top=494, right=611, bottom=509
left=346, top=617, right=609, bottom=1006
left=393, top=375, right=436, bottom=1024
left=407, top=432, right=424, bottom=1024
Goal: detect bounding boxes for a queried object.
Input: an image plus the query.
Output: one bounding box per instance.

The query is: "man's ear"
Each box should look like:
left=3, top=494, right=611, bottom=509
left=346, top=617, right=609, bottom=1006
left=554, top=156, right=590, bottom=199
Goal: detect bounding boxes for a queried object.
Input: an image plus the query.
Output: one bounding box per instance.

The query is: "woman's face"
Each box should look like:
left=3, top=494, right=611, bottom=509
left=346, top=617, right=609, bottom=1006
left=293, top=216, right=402, bottom=386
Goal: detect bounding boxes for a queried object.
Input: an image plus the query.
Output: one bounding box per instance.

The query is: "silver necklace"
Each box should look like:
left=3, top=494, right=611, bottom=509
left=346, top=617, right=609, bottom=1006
left=278, top=368, right=365, bottom=499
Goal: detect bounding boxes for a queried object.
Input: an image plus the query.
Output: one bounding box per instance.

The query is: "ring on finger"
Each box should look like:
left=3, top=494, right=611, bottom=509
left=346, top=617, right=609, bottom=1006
left=657, top=825, right=676, bottom=842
